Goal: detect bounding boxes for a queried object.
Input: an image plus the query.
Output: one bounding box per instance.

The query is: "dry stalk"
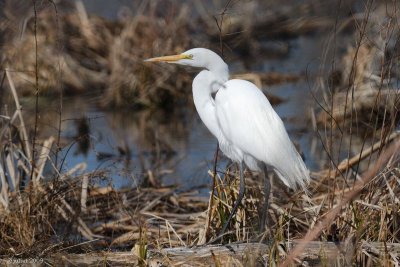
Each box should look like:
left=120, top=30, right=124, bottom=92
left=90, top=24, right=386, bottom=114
left=80, top=174, right=89, bottom=213
left=5, top=70, right=31, bottom=159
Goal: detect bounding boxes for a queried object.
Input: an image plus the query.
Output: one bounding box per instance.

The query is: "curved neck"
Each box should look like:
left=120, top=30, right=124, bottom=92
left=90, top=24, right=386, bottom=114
left=192, top=70, right=224, bottom=139
left=191, top=54, right=229, bottom=139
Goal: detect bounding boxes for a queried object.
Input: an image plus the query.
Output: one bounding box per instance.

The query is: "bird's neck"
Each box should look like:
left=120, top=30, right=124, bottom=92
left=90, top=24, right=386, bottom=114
left=192, top=70, right=225, bottom=139
left=207, top=62, right=229, bottom=84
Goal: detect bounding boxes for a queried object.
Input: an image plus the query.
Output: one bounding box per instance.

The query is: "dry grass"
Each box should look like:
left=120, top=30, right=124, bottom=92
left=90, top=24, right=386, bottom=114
left=104, top=3, right=198, bottom=109
left=0, top=1, right=199, bottom=109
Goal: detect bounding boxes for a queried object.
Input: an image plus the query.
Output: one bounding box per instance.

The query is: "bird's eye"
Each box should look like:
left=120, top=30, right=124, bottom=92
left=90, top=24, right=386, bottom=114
left=186, top=54, right=194, bottom=59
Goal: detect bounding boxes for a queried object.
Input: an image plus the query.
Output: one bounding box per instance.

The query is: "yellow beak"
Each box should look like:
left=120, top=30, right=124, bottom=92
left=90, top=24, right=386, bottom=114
left=144, top=54, right=191, bottom=63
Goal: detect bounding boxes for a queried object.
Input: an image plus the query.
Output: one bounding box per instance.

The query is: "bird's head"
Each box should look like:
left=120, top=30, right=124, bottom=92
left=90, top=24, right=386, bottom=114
left=145, top=48, right=226, bottom=71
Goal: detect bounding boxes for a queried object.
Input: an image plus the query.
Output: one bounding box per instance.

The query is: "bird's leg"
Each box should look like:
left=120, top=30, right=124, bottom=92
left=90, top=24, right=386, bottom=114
left=259, top=164, right=271, bottom=233
left=220, top=162, right=245, bottom=236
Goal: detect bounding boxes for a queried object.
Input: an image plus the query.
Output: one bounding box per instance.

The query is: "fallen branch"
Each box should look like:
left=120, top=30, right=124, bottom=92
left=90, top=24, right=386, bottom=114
left=319, top=131, right=400, bottom=178
left=39, top=241, right=400, bottom=266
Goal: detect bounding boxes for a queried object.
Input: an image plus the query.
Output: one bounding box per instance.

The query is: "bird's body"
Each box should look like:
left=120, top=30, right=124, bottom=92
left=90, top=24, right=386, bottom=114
left=188, top=50, right=309, bottom=191
left=215, top=79, right=309, bottom=190
left=145, top=48, right=310, bottom=237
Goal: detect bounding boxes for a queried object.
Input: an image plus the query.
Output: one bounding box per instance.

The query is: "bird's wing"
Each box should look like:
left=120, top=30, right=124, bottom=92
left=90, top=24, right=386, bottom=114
left=215, top=79, right=310, bottom=190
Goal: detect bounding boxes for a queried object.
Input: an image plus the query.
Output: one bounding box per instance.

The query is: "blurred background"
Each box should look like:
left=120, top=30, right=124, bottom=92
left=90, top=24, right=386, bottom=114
left=0, top=0, right=398, bottom=191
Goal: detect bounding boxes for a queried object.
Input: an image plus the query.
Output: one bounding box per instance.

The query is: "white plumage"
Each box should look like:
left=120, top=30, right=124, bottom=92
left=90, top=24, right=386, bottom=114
left=215, top=79, right=309, bottom=191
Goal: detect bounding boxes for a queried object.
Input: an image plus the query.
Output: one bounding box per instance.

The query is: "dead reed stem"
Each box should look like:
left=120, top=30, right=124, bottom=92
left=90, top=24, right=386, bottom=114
left=5, top=70, right=31, bottom=160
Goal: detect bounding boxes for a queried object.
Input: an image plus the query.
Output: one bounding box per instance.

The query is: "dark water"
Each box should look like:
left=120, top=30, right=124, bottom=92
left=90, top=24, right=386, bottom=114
left=56, top=101, right=221, bottom=189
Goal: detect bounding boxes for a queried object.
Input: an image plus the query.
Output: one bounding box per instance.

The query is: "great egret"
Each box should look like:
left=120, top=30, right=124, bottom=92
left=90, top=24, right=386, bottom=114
left=145, top=48, right=310, bottom=237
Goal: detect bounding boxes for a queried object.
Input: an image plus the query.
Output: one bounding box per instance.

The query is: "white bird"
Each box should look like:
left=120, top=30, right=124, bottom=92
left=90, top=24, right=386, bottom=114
left=145, top=48, right=310, bottom=237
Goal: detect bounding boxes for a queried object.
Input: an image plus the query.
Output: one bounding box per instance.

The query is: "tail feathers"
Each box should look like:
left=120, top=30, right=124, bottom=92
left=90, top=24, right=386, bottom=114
left=273, top=151, right=310, bottom=194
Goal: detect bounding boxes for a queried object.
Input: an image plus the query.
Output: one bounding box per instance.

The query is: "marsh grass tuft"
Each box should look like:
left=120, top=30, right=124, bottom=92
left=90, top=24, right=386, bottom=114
left=133, top=228, right=148, bottom=266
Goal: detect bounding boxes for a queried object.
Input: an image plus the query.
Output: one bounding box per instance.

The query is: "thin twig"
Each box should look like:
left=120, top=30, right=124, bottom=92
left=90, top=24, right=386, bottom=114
left=30, top=0, right=40, bottom=182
